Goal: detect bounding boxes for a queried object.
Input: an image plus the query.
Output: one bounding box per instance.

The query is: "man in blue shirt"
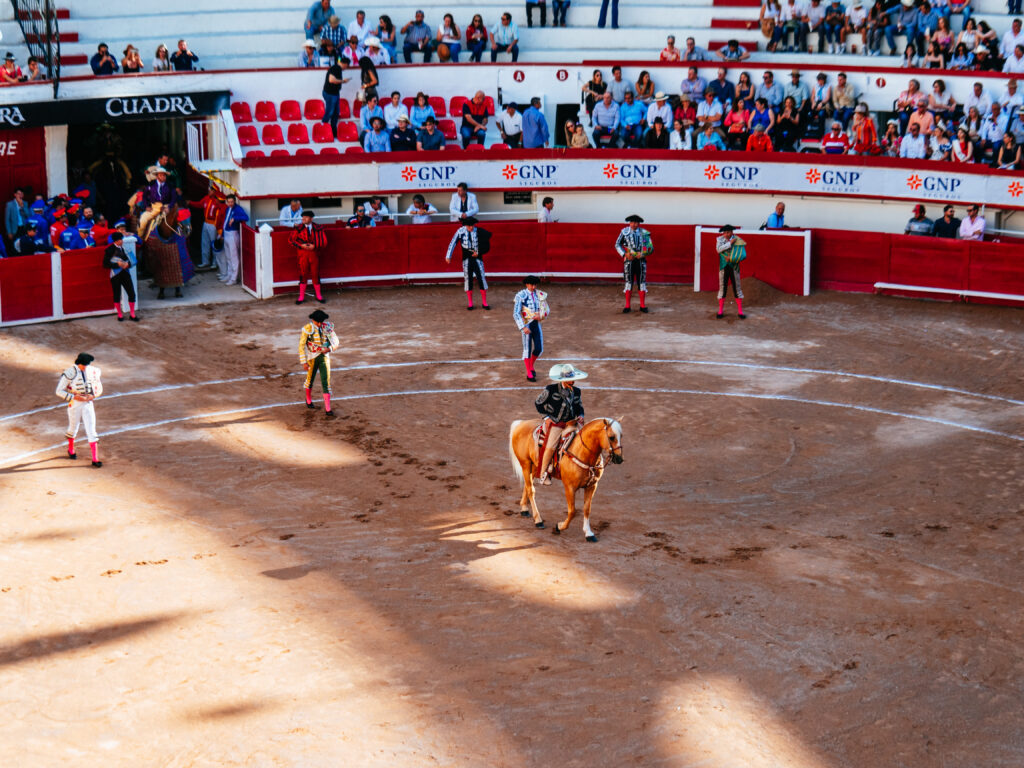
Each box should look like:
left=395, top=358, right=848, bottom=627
left=618, top=91, right=646, bottom=148
left=417, top=117, right=446, bottom=150
left=305, top=0, right=336, bottom=40
left=57, top=219, right=94, bottom=252
left=170, top=40, right=199, bottom=71
left=755, top=71, right=784, bottom=111
left=90, top=44, right=118, bottom=76
left=401, top=10, right=433, bottom=62
left=592, top=92, right=620, bottom=147
left=766, top=202, right=786, bottom=229
left=522, top=97, right=550, bottom=148
left=708, top=68, right=736, bottom=107
left=358, top=95, right=384, bottom=142
left=490, top=13, right=520, bottom=61
left=363, top=117, right=392, bottom=152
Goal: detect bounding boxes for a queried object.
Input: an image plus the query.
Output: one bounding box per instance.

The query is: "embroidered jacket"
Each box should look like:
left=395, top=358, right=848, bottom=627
left=614, top=227, right=654, bottom=259
left=513, top=288, right=549, bottom=330
left=715, top=234, right=747, bottom=268
left=56, top=365, right=103, bottom=402
left=298, top=322, right=340, bottom=366
left=289, top=222, right=328, bottom=250
left=535, top=383, right=584, bottom=423
left=445, top=226, right=480, bottom=261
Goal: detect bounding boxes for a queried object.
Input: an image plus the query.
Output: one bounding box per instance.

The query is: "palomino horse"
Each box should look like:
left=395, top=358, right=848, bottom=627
left=508, top=417, right=623, bottom=541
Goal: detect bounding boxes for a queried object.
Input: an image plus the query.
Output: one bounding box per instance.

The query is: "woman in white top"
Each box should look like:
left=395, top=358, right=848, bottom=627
left=669, top=118, right=690, bottom=150
left=956, top=18, right=979, bottom=52
left=437, top=13, right=462, bottom=62
left=928, top=79, right=955, bottom=123
left=760, top=0, right=783, bottom=53
left=153, top=44, right=171, bottom=72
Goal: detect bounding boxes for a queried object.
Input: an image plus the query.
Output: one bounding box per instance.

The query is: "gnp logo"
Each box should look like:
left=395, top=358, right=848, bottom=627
left=1007, top=181, right=1022, bottom=198
left=399, top=165, right=458, bottom=187
left=805, top=168, right=862, bottom=190
left=906, top=173, right=963, bottom=198
left=602, top=162, right=660, bottom=186
left=705, top=163, right=761, bottom=188
left=501, top=163, right=558, bottom=184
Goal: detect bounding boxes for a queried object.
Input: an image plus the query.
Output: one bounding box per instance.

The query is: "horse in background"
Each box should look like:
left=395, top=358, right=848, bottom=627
left=508, top=417, right=623, bottom=541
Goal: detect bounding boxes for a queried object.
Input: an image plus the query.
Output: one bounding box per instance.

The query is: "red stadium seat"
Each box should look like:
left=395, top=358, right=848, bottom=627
left=237, top=125, right=259, bottom=146
left=304, top=99, right=326, bottom=120
left=279, top=100, right=302, bottom=121
left=483, top=96, right=495, bottom=115
left=444, top=144, right=463, bottom=152
left=295, top=147, right=315, bottom=156
left=245, top=149, right=265, bottom=158
left=466, top=143, right=485, bottom=150
left=312, top=123, right=335, bottom=143
left=320, top=147, right=340, bottom=155
left=352, top=99, right=362, bottom=118
left=255, top=100, right=277, bottom=122
left=402, top=96, right=416, bottom=111
left=270, top=149, right=291, bottom=157
left=428, top=96, right=446, bottom=117
left=490, top=143, right=510, bottom=150
left=262, top=124, right=285, bottom=145
left=438, top=119, right=457, bottom=140
left=338, top=100, right=351, bottom=118
left=345, top=146, right=364, bottom=154
left=287, top=123, right=310, bottom=144
left=336, top=121, right=359, bottom=142
left=231, top=102, right=252, bottom=123
left=449, top=95, right=469, bottom=117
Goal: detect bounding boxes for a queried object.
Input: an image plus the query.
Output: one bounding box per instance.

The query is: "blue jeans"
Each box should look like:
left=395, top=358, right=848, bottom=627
left=883, top=23, right=897, bottom=52
left=598, top=0, right=618, bottom=28
left=552, top=0, right=571, bottom=25
left=322, top=91, right=340, bottom=135
left=468, top=38, right=487, bottom=61
left=619, top=123, right=644, bottom=147
left=593, top=125, right=617, bottom=146
left=403, top=41, right=432, bottom=62
left=490, top=43, right=519, bottom=61
left=461, top=123, right=486, bottom=147
left=823, top=21, right=843, bottom=43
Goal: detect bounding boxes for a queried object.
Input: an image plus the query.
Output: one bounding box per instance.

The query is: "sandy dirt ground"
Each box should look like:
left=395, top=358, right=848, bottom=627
left=1, top=283, right=1022, bottom=768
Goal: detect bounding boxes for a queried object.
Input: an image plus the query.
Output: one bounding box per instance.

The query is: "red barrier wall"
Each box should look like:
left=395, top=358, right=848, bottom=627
left=61, top=247, right=112, bottom=316
left=241, top=224, right=258, bottom=293
left=812, top=230, right=890, bottom=293
left=0, top=253, right=52, bottom=322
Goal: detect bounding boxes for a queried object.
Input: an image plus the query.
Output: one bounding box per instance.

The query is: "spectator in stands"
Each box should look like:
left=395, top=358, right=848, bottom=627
left=460, top=91, right=490, bottom=147
left=466, top=15, right=489, bottom=62
left=928, top=127, right=952, bottom=160
left=1001, top=18, right=1024, bottom=60
left=552, top=0, right=570, bottom=27
left=153, top=44, right=171, bottom=72
left=979, top=102, right=1009, bottom=155
left=961, top=105, right=983, bottom=146
left=1005, top=44, right=1024, bottom=73
left=905, top=205, right=934, bottom=236
left=410, top=92, right=435, bottom=129
left=306, top=0, right=336, bottom=40
left=931, top=16, right=953, bottom=56
left=376, top=16, right=397, bottom=62
left=717, top=40, right=751, bottom=61
left=785, top=71, right=810, bottom=120
left=844, top=0, right=868, bottom=53
left=973, top=45, right=998, bottom=72
left=929, top=79, right=955, bottom=122
left=670, top=118, right=690, bottom=149
left=538, top=197, right=557, bottom=222
left=1013, top=0, right=1023, bottom=17
left=932, top=205, right=960, bottom=238
left=450, top=182, right=479, bottom=222
left=434, top=13, right=462, bottom=61
left=319, top=36, right=338, bottom=66
left=780, top=0, right=810, bottom=53
left=761, top=0, right=783, bottom=52
left=568, top=121, right=592, bottom=148
left=416, top=116, right=446, bottom=150
left=957, top=18, right=979, bottom=51
left=363, top=36, right=390, bottom=66
left=766, top=202, right=786, bottom=228
left=321, top=57, right=349, bottom=138
left=809, top=73, right=832, bottom=136
left=598, top=0, right=619, bottom=29
left=646, top=92, right=673, bottom=134
left=364, top=196, right=390, bottom=223
left=608, top=66, right=629, bottom=103
left=16, top=223, right=49, bottom=255
left=358, top=54, right=379, bottom=101
left=736, top=72, right=755, bottom=110
left=895, top=2, right=923, bottom=55
left=526, top=0, right=547, bottom=28
left=922, top=42, right=946, bottom=70
left=951, top=126, right=973, bottom=161
left=491, top=12, right=520, bottom=62
left=748, top=97, right=775, bottom=136
left=995, top=132, right=1021, bottom=168
left=1000, top=79, right=1022, bottom=113
left=383, top=91, right=409, bottom=129
left=756, top=71, right=784, bottom=112
left=322, top=16, right=347, bottom=51
left=709, top=68, right=736, bottom=108
left=524, top=96, right=548, bottom=147
left=583, top=70, right=607, bottom=120
left=90, top=44, right=119, bottom=76
left=620, top=91, right=648, bottom=147
left=900, top=43, right=920, bottom=69
left=948, top=0, right=972, bottom=28
left=680, top=67, right=707, bottom=103
left=900, top=122, right=928, bottom=158
left=593, top=92, right=621, bottom=147
left=747, top=121, right=774, bottom=151
left=723, top=99, right=750, bottom=149
left=958, top=204, right=984, bottom=240
left=635, top=71, right=655, bottom=106
left=697, top=123, right=726, bottom=150
left=831, top=72, right=856, bottom=128
left=25, top=56, right=45, bottom=82
left=819, top=0, right=843, bottom=53
left=866, top=0, right=890, bottom=55
left=349, top=10, right=373, bottom=43
left=497, top=102, right=524, bottom=148
left=948, top=42, right=974, bottom=69
left=391, top=115, right=418, bottom=150
left=882, top=119, right=902, bottom=155
left=907, top=100, right=937, bottom=136
left=850, top=103, right=879, bottom=153
left=347, top=208, right=374, bottom=228
left=661, top=35, right=682, bottom=62
left=340, top=35, right=361, bottom=68
left=122, top=46, right=143, bottom=73
left=359, top=95, right=384, bottom=142
left=822, top=121, right=851, bottom=152
left=171, top=40, right=199, bottom=71
left=697, top=90, right=724, bottom=136
left=5, top=188, right=27, bottom=246
left=299, top=40, right=318, bottom=68
left=645, top=118, right=671, bottom=148
left=964, top=82, right=991, bottom=118
left=774, top=96, right=802, bottom=152
left=803, top=0, right=827, bottom=52
left=406, top=195, right=438, bottom=223
left=895, top=79, right=921, bottom=134
left=280, top=200, right=304, bottom=227
left=683, top=36, right=713, bottom=60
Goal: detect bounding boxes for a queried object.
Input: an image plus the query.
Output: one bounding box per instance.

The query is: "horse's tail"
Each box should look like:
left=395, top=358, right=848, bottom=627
left=509, top=420, right=524, bottom=482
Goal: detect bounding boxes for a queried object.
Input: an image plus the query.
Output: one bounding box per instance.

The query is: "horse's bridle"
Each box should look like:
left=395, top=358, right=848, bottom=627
left=571, top=420, right=622, bottom=472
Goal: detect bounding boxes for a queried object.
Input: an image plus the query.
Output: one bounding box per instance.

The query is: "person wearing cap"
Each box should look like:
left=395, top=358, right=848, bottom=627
left=497, top=102, right=524, bottom=148
left=305, top=0, right=337, bottom=39
left=715, top=225, right=747, bottom=320
left=363, top=116, right=391, bottom=152
left=784, top=71, right=811, bottom=120
left=905, top=204, right=934, bottom=236
left=514, top=275, right=550, bottom=381
left=26, top=197, right=48, bottom=235
left=405, top=194, right=438, bottom=223
left=289, top=210, right=328, bottom=304
left=522, top=97, right=550, bottom=149
left=388, top=114, right=416, bottom=151
left=56, top=353, right=104, bottom=467
left=416, top=116, right=446, bottom=151
left=1, top=52, right=23, bottom=84
left=90, top=43, right=119, bottom=76
left=299, top=39, right=318, bottom=68
left=170, top=39, right=199, bottom=71
left=401, top=10, right=434, bottom=62
left=616, top=215, right=653, bottom=313
left=103, top=231, right=139, bottom=321
left=445, top=215, right=490, bottom=310
left=56, top=217, right=94, bottom=252
left=15, top=222, right=50, bottom=255
left=534, top=363, right=587, bottom=485
left=958, top=204, right=985, bottom=240
left=933, top=205, right=961, bottom=239
left=299, top=309, right=340, bottom=417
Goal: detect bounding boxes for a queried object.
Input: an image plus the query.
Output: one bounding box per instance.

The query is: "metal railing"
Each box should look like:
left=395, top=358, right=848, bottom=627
left=9, top=0, right=61, bottom=96
left=186, top=116, right=235, bottom=172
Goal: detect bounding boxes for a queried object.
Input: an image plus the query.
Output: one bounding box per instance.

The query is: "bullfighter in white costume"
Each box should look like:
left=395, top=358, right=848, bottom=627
left=56, top=352, right=104, bottom=467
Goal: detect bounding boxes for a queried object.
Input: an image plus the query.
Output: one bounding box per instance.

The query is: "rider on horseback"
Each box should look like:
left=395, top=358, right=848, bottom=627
left=535, top=363, right=587, bottom=485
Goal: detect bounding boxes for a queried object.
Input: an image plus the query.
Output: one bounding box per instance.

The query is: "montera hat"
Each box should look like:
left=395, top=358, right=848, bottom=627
left=625, top=214, right=644, bottom=223
left=549, top=363, right=589, bottom=382
left=110, top=231, right=124, bottom=242
left=309, top=309, right=329, bottom=322
left=75, top=353, right=95, bottom=366
left=719, top=224, right=736, bottom=232
left=462, top=215, right=478, bottom=225
left=302, top=209, right=315, bottom=218
left=523, top=274, right=541, bottom=284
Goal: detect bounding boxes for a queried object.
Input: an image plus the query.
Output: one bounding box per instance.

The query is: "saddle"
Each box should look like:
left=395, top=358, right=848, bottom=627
left=532, top=423, right=575, bottom=480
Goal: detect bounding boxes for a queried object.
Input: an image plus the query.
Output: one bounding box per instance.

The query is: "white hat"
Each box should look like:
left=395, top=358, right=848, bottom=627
left=654, top=91, right=667, bottom=101
left=364, top=35, right=381, bottom=47
left=303, top=40, right=316, bottom=48
left=548, top=363, right=589, bottom=382
left=154, top=165, right=168, bottom=173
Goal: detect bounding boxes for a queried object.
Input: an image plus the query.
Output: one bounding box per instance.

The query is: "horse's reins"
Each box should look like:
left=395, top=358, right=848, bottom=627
left=565, top=422, right=618, bottom=485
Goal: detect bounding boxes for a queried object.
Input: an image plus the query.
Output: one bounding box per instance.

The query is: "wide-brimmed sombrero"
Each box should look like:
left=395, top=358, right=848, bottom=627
left=548, top=363, right=588, bottom=382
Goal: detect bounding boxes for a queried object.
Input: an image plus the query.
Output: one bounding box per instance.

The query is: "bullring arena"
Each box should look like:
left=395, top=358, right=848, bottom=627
left=2, top=281, right=1022, bottom=767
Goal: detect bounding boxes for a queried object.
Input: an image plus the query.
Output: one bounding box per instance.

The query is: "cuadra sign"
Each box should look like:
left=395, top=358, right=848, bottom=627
left=0, top=91, right=228, bottom=127
left=104, top=96, right=198, bottom=117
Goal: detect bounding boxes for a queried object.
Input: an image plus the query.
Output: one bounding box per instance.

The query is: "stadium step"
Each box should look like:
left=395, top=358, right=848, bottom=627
left=26, top=32, right=79, bottom=43
left=712, top=0, right=761, bottom=6
left=711, top=19, right=759, bottom=29
left=17, top=8, right=70, bottom=20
